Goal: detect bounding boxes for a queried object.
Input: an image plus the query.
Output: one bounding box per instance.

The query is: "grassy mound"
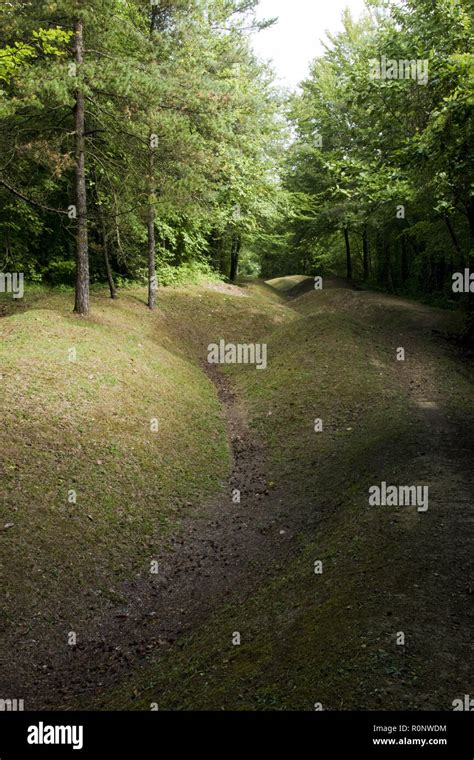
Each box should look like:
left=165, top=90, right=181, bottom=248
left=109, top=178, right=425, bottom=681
left=99, top=283, right=473, bottom=711
left=0, top=284, right=282, bottom=653
left=2, top=280, right=472, bottom=711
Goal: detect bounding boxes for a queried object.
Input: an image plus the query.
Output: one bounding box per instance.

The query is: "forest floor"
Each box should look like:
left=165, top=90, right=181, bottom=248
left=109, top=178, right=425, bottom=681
left=1, top=276, right=473, bottom=710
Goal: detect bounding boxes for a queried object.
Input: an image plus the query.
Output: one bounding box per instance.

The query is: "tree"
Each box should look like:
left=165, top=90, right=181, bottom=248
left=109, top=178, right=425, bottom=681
left=73, top=16, right=89, bottom=314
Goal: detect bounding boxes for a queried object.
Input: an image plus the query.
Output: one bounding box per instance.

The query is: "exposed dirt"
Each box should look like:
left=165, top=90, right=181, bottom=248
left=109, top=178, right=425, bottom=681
left=14, top=359, right=308, bottom=709
left=3, top=277, right=473, bottom=710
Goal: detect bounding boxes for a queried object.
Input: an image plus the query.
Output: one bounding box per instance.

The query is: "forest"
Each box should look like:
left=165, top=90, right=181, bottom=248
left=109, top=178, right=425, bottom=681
left=1, top=0, right=473, bottom=739
left=1, top=0, right=472, bottom=318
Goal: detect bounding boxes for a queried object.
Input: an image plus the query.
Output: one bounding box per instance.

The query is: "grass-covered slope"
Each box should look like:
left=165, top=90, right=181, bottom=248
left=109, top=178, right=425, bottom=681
left=2, top=278, right=472, bottom=711
left=99, top=280, right=473, bottom=711
left=0, top=283, right=286, bottom=679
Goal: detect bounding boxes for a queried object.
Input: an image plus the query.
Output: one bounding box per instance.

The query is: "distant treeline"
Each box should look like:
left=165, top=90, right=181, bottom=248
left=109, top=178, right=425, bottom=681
left=258, top=0, right=473, bottom=309
left=1, top=1, right=473, bottom=317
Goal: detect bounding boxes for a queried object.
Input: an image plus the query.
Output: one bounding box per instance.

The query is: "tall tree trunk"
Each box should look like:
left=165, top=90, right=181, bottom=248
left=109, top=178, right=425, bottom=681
left=147, top=202, right=157, bottom=310
left=209, top=228, right=223, bottom=272
left=384, top=237, right=394, bottom=290
left=303, top=253, right=308, bottom=275
left=437, top=255, right=446, bottom=291
left=73, top=19, right=89, bottom=316
left=147, top=147, right=157, bottom=310
left=146, top=9, right=159, bottom=311
left=100, top=214, right=117, bottom=299
left=401, top=235, right=409, bottom=283
left=376, top=230, right=384, bottom=284
left=468, top=195, right=474, bottom=265
left=464, top=196, right=474, bottom=341
left=445, top=215, right=463, bottom=266
left=4, top=226, right=11, bottom=267
left=229, top=234, right=241, bottom=282
left=362, top=224, right=369, bottom=280
left=93, top=168, right=117, bottom=300
left=344, top=225, right=352, bottom=280
left=113, top=192, right=125, bottom=262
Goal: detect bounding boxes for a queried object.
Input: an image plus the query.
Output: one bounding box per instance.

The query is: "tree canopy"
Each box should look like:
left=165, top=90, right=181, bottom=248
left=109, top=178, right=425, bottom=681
left=1, top=0, right=473, bottom=316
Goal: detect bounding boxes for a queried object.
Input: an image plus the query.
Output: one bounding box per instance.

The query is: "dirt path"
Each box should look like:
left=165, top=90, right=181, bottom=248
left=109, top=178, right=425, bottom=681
left=21, top=360, right=307, bottom=709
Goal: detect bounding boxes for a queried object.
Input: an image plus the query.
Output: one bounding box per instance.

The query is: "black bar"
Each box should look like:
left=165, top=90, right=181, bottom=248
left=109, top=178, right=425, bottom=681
left=0, top=711, right=472, bottom=758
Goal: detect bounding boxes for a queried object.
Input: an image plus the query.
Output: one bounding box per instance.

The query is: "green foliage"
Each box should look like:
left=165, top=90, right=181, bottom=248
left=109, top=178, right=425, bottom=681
left=0, top=42, right=35, bottom=82
left=0, top=0, right=284, bottom=292
left=46, top=258, right=76, bottom=286
left=2, top=0, right=471, bottom=308
left=275, top=0, right=473, bottom=298
left=158, top=260, right=223, bottom=287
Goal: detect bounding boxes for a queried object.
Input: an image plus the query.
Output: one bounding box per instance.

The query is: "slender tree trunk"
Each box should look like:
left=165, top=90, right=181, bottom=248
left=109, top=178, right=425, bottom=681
left=147, top=202, right=157, bottom=310
left=376, top=230, right=383, bottom=284
left=437, top=256, right=446, bottom=291
left=303, top=252, right=309, bottom=275
left=468, top=195, right=474, bottom=265
left=113, top=192, right=125, bottom=263
left=344, top=225, right=352, bottom=280
left=146, top=9, right=159, bottom=310
left=73, top=19, right=89, bottom=316
left=464, top=196, right=474, bottom=341
left=362, top=224, right=369, bottom=280
left=229, top=234, right=241, bottom=282
left=209, top=228, right=222, bottom=271
left=384, top=237, right=394, bottom=290
left=4, top=226, right=11, bottom=267
left=147, top=147, right=157, bottom=310
left=401, top=235, right=409, bottom=283
left=100, top=215, right=117, bottom=299
left=445, top=215, right=463, bottom=266
left=93, top=168, right=117, bottom=300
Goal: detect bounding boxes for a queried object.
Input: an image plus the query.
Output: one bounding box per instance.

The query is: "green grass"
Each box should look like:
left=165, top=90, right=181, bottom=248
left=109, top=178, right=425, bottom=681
left=264, top=275, right=311, bottom=292
left=1, top=281, right=292, bottom=654
left=2, top=278, right=472, bottom=711
left=0, top=286, right=237, bottom=644
left=90, top=280, right=473, bottom=711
